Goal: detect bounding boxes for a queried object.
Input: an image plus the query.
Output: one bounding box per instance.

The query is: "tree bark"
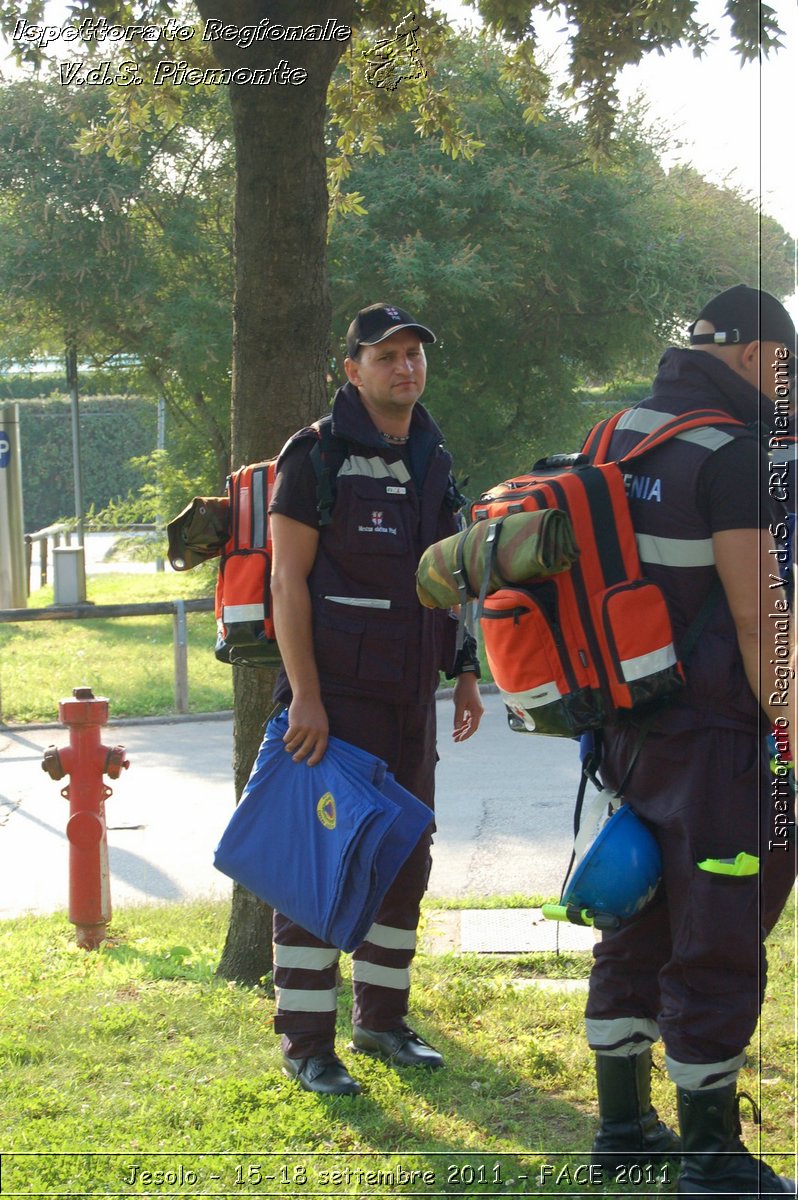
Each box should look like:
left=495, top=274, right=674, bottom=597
left=215, top=666, right=277, bottom=986
left=191, top=1, right=354, bottom=983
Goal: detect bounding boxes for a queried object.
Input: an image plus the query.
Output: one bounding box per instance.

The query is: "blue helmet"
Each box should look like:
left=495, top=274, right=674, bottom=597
left=564, top=804, right=661, bottom=920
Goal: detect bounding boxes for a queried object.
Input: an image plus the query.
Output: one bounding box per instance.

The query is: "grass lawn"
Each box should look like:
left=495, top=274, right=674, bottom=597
left=0, top=570, right=234, bottom=724
left=0, top=572, right=491, bottom=724
left=0, top=898, right=794, bottom=1196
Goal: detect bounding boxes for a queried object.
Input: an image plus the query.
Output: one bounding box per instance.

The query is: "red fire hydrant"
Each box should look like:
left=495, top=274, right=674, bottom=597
left=41, top=687, right=129, bottom=949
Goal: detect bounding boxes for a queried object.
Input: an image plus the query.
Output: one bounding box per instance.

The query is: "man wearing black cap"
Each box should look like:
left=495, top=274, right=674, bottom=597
left=266, top=303, right=484, bottom=1095
left=583, top=285, right=796, bottom=1194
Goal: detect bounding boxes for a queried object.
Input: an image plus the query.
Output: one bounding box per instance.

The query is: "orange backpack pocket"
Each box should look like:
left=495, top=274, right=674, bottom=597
left=481, top=582, right=602, bottom=736
left=598, top=579, right=684, bottom=713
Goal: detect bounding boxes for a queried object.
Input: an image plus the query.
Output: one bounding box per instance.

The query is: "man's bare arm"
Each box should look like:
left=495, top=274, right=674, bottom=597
left=270, top=513, right=328, bottom=765
left=713, top=527, right=791, bottom=727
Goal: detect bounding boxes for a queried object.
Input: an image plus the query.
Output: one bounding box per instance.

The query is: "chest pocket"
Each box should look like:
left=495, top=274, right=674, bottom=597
left=343, top=476, right=414, bottom=557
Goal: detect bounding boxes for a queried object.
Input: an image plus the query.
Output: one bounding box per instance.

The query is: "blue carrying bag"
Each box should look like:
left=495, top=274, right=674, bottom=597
left=213, top=711, right=433, bottom=952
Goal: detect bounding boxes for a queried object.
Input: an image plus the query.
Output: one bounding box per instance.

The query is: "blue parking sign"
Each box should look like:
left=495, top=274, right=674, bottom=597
left=0, top=431, right=10, bottom=469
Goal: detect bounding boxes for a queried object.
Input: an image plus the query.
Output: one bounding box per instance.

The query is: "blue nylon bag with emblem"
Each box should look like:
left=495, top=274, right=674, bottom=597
left=213, top=711, right=433, bottom=952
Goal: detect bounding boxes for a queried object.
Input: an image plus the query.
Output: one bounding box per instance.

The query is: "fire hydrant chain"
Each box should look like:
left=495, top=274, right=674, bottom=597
left=40, top=687, right=130, bottom=950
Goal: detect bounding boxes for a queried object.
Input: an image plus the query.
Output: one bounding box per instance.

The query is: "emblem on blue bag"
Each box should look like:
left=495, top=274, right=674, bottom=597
left=317, top=792, right=337, bottom=829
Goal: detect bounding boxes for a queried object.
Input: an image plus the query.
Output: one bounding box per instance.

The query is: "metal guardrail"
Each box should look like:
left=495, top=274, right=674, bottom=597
left=24, top=523, right=159, bottom=593
left=0, top=597, right=215, bottom=720
left=24, top=522, right=74, bottom=592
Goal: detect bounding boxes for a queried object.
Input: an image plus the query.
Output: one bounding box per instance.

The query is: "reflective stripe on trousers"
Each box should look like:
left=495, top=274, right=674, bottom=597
left=585, top=724, right=790, bottom=1065
left=273, top=829, right=431, bottom=1057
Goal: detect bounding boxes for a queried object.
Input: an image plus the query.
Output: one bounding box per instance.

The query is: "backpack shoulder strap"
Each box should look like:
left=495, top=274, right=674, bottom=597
left=618, top=408, right=745, bottom=465
left=584, top=406, right=746, bottom=468
left=581, top=408, right=629, bottom=465
left=307, top=415, right=348, bottom=528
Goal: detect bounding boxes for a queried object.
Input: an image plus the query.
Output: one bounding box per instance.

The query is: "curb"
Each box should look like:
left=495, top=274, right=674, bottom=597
left=0, top=684, right=501, bottom=733
left=0, top=710, right=235, bottom=734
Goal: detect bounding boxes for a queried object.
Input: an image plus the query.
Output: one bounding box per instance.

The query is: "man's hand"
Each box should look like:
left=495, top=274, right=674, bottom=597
left=283, top=695, right=329, bottom=765
left=452, top=672, right=484, bottom=742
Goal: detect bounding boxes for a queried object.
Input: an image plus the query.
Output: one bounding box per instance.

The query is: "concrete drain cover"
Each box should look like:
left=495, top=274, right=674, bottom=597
left=460, top=908, right=596, bottom=954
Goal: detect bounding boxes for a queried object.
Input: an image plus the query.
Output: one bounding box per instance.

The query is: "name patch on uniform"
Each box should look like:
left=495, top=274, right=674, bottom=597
left=358, top=510, right=398, bottom=535
left=386, top=486, right=406, bottom=495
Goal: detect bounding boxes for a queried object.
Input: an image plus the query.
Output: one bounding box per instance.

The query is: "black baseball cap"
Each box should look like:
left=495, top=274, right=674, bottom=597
left=689, top=284, right=796, bottom=347
left=346, top=303, right=436, bottom=358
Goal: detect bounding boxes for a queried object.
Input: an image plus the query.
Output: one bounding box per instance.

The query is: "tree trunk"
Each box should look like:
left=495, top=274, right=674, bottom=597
left=192, top=1, right=353, bottom=983
left=215, top=666, right=277, bottom=986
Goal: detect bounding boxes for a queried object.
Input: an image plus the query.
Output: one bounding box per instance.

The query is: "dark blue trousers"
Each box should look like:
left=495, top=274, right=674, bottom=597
left=273, top=693, right=437, bottom=1058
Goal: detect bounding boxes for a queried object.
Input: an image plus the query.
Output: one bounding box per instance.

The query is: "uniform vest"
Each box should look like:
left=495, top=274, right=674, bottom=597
left=606, top=349, right=771, bottom=731
left=278, top=384, right=460, bottom=705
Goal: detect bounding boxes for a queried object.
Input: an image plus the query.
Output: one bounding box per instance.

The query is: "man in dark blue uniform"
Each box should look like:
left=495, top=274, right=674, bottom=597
left=268, top=303, right=484, bottom=1095
left=585, top=285, right=796, bottom=1194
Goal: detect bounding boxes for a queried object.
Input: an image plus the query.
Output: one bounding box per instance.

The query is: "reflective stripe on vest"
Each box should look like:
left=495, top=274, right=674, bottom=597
left=635, top=533, right=715, bottom=568
left=616, top=407, right=736, bottom=453
left=337, top=454, right=412, bottom=484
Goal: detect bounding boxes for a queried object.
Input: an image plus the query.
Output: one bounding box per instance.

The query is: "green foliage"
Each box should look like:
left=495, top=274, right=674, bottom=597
left=3, top=1, right=784, bottom=160
left=0, top=15, right=792, bottom=514
left=328, top=36, right=794, bottom=495
left=0, top=77, right=233, bottom=485
left=0, top=367, right=139, bottom=399
left=0, top=81, right=155, bottom=353
left=468, top=0, right=786, bottom=153
left=91, top=449, right=212, bottom=552
left=16, top=395, right=157, bottom=532
left=328, top=15, right=485, bottom=224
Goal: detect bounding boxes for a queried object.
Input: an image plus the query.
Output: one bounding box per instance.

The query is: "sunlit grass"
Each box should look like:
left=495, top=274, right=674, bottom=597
left=1, top=899, right=793, bottom=1195
left=0, top=570, right=233, bottom=723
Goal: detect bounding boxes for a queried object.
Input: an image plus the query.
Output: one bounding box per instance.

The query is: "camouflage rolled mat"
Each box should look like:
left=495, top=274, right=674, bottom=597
left=416, top=508, right=579, bottom=609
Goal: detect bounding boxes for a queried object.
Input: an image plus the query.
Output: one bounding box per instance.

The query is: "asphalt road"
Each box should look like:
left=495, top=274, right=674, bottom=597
left=0, top=691, right=583, bottom=922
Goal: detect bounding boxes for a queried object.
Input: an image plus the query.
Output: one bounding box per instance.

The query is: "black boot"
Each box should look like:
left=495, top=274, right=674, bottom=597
left=676, top=1083, right=795, bottom=1195
left=591, top=1050, right=680, bottom=1170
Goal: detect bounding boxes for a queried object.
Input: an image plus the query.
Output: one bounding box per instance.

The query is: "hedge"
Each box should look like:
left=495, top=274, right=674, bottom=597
left=12, top=394, right=157, bottom=533
left=0, top=368, right=137, bottom=400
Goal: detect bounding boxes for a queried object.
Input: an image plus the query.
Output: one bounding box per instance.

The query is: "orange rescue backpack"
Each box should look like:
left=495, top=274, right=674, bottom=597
left=472, top=408, right=744, bottom=736
left=167, top=419, right=346, bottom=667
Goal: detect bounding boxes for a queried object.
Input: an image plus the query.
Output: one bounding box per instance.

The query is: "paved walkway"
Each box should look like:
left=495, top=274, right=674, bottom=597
left=0, top=692, right=595, bottom=956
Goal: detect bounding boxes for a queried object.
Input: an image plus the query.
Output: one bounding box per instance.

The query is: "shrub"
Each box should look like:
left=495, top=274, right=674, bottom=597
left=14, top=394, right=157, bottom=532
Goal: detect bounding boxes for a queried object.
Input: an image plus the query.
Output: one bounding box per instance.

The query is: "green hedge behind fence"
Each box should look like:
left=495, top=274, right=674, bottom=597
left=15, top=393, right=157, bottom=533
left=7, top=374, right=652, bottom=534
left=0, top=368, right=137, bottom=400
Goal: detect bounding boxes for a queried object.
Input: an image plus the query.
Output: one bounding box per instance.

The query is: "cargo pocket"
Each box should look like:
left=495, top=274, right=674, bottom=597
left=359, top=619, right=407, bottom=683
left=314, top=602, right=364, bottom=680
